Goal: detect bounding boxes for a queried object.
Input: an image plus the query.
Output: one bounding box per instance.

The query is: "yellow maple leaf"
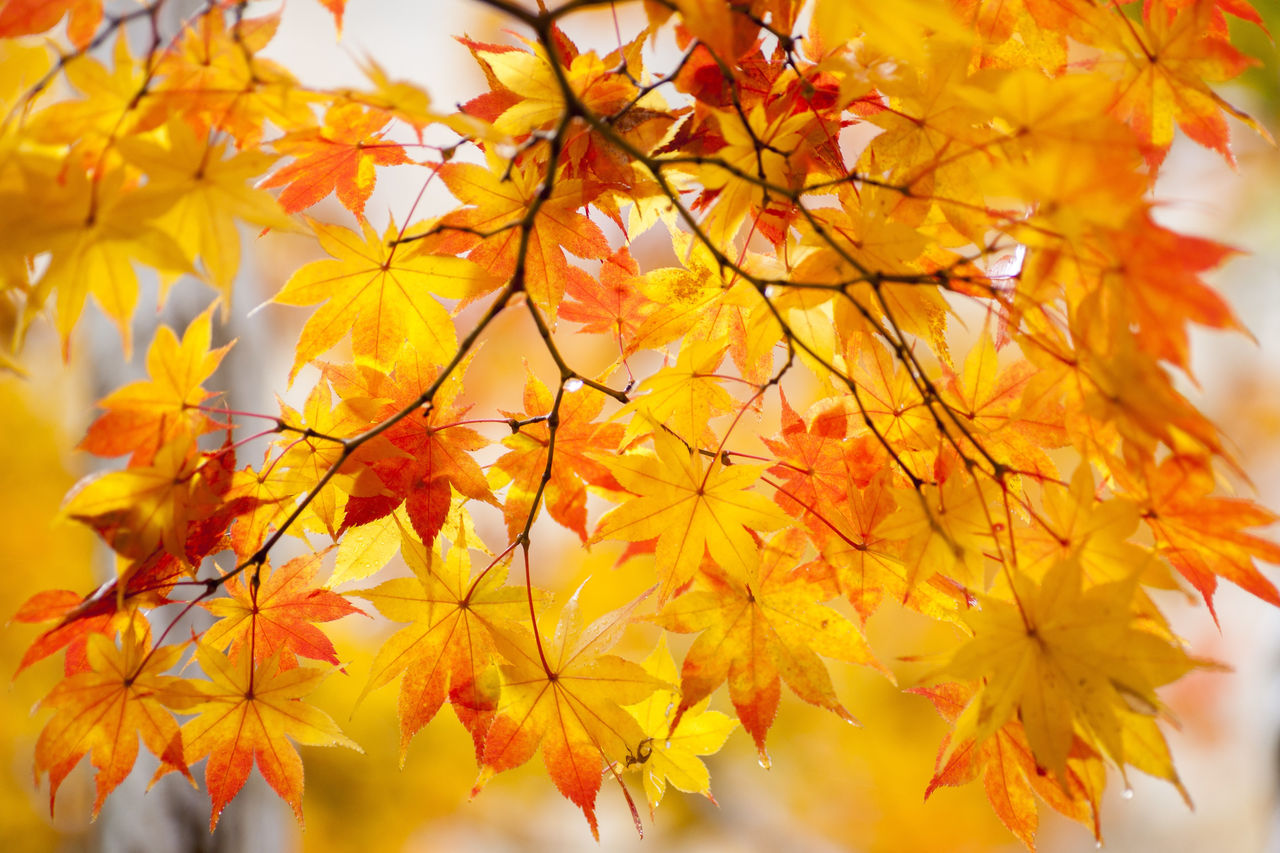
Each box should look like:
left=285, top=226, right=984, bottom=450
left=16, top=164, right=190, bottom=356
left=592, top=425, right=789, bottom=602
left=614, top=340, right=736, bottom=445
left=273, top=217, right=490, bottom=380
left=620, top=635, right=737, bottom=814
left=79, top=307, right=232, bottom=463
left=118, top=121, right=295, bottom=300
left=932, top=559, right=1201, bottom=780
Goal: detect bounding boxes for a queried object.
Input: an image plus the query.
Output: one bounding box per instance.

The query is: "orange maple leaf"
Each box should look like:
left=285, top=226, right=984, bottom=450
left=34, top=626, right=200, bottom=817
left=762, top=391, right=885, bottom=518
left=80, top=308, right=232, bottom=464
left=474, top=590, right=667, bottom=839
left=0, top=0, right=101, bottom=48
left=1104, top=0, right=1264, bottom=163
left=434, top=152, right=610, bottom=316
left=657, top=530, right=887, bottom=764
left=179, top=645, right=360, bottom=829
left=914, top=682, right=1105, bottom=847
left=340, top=358, right=497, bottom=547
left=15, top=556, right=187, bottom=676
left=203, top=553, right=362, bottom=670
left=1099, top=212, right=1240, bottom=370
left=147, top=9, right=309, bottom=150
left=557, top=245, right=660, bottom=356
left=1127, top=455, right=1280, bottom=616
left=494, top=370, right=623, bottom=542
left=263, top=102, right=409, bottom=216
left=355, top=526, right=535, bottom=760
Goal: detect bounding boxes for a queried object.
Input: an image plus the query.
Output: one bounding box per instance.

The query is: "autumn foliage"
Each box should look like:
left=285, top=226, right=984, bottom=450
left=3, top=0, right=1278, bottom=847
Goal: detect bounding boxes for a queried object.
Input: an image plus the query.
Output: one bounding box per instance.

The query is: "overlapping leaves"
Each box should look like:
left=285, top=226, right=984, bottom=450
left=7, top=0, right=1280, bottom=847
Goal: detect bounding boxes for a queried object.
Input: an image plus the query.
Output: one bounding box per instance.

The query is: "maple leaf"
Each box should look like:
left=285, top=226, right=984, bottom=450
left=273, top=217, right=491, bottom=380
left=762, top=391, right=886, bottom=517
left=493, top=369, right=624, bottom=542
left=80, top=308, right=232, bottom=464
left=14, top=590, right=123, bottom=676
left=658, top=530, right=888, bottom=764
left=9, top=0, right=1279, bottom=844
left=263, top=102, right=409, bottom=216
left=915, top=682, right=1105, bottom=847
left=15, top=556, right=187, bottom=676
left=557, top=245, right=660, bottom=355
left=268, top=374, right=384, bottom=537
left=344, top=56, right=449, bottom=134
left=475, top=589, right=668, bottom=839
left=686, top=102, right=812, bottom=247
left=1098, top=212, right=1241, bottom=370
left=838, top=332, right=940, bottom=473
left=931, top=559, right=1200, bottom=780
left=118, top=120, right=295, bottom=299
left=12, top=163, right=191, bottom=356
left=1016, top=465, right=1166, bottom=589
left=938, top=330, right=1067, bottom=481
left=614, top=340, right=736, bottom=445
left=0, top=0, right=102, bottom=48
left=434, top=152, right=610, bottom=316
left=330, top=508, right=403, bottom=587
left=481, top=36, right=636, bottom=138
left=621, top=635, right=738, bottom=813
left=797, top=467, right=964, bottom=622
left=34, top=625, right=201, bottom=816
left=61, top=438, right=201, bottom=562
left=148, top=9, right=311, bottom=149
left=1102, top=0, right=1265, bottom=163
left=24, top=33, right=158, bottom=150
left=875, top=460, right=995, bottom=594
left=628, top=234, right=772, bottom=383
left=179, top=644, right=360, bottom=829
left=592, top=425, right=789, bottom=602
left=343, top=358, right=497, bottom=548
left=203, top=553, right=362, bottom=671
left=355, top=524, right=534, bottom=760
left=1125, top=455, right=1280, bottom=616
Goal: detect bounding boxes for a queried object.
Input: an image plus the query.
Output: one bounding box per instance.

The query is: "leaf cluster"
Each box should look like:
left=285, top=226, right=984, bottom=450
left=3, top=0, right=1278, bottom=847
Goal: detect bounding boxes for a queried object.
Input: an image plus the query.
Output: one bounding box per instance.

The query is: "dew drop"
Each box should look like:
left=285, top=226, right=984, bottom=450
left=563, top=377, right=584, bottom=392
left=757, top=751, right=772, bottom=770
left=1121, top=787, right=1134, bottom=800
left=1095, top=842, right=1103, bottom=850
left=664, top=740, right=672, bottom=750
left=764, top=285, right=778, bottom=299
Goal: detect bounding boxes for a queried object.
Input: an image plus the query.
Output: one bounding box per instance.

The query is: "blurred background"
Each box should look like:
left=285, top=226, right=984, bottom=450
left=3, top=1, right=1279, bottom=851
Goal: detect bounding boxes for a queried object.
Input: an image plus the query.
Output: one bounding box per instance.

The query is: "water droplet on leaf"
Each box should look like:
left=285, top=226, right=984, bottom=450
left=1121, top=787, right=1134, bottom=800
left=563, top=377, right=584, bottom=392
